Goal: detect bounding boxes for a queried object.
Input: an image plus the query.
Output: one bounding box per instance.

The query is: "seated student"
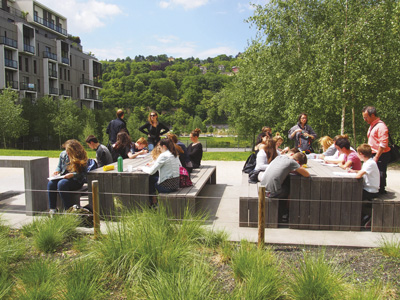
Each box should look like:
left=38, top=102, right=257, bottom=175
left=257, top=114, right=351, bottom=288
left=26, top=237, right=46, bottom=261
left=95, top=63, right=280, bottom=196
left=48, top=140, right=88, bottom=212
left=111, top=131, right=132, bottom=162
left=260, top=152, right=309, bottom=222
left=273, top=133, right=290, bottom=155
left=167, top=133, right=191, bottom=170
left=334, top=137, right=362, bottom=170
left=348, top=144, right=380, bottom=226
left=254, top=132, right=267, bottom=151
left=255, top=139, right=278, bottom=172
left=318, top=136, right=335, bottom=158
left=323, top=134, right=355, bottom=163
left=140, top=138, right=180, bottom=207
left=85, top=135, right=113, bottom=167
left=129, top=137, right=149, bottom=159
left=187, top=128, right=203, bottom=168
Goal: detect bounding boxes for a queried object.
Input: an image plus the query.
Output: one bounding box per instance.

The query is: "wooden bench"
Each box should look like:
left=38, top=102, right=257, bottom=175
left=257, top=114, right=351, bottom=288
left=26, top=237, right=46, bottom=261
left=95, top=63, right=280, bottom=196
left=372, top=192, right=400, bottom=232
left=158, top=165, right=216, bottom=218
left=239, top=173, right=280, bottom=228
left=56, top=183, right=88, bottom=210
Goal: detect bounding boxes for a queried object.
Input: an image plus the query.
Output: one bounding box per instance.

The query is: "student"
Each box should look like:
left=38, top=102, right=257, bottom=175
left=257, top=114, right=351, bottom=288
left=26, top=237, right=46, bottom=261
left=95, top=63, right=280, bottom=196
left=111, top=131, right=132, bottom=162
left=348, top=144, right=380, bottom=227
left=106, top=109, right=128, bottom=145
left=187, top=128, right=203, bottom=168
left=253, top=139, right=278, bottom=182
left=129, top=137, right=149, bottom=159
left=273, top=133, right=290, bottom=154
left=47, top=140, right=88, bottom=212
left=167, top=133, right=190, bottom=170
left=85, top=135, right=113, bottom=167
left=288, top=113, right=317, bottom=153
left=139, top=111, right=169, bottom=151
left=335, top=137, right=362, bottom=170
left=260, top=152, right=309, bottom=222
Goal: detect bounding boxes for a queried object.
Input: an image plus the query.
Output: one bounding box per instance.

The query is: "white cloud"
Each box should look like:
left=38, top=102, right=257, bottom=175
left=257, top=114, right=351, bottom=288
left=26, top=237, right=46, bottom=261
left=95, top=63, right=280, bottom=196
left=89, top=45, right=127, bottom=61
left=36, top=0, right=122, bottom=33
left=158, top=0, right=209, bottom=10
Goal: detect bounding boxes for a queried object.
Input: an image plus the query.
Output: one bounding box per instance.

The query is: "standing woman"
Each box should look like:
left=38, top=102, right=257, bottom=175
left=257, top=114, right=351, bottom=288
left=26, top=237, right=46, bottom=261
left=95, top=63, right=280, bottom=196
left=48, top=140, right=88, bottom=212
left=139, top=111, right=169, bottom=151
left=288, top=113, right=317, bottom=153
left=187, top=128, right=203, bottom=169
left=141, top=138, right=180, bottom=206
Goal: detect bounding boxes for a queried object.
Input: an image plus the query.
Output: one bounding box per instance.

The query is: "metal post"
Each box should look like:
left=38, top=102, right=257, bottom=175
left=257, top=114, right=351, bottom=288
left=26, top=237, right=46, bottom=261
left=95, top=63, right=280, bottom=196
left=92, top=180, right=100, bottom=239
left=258, top=186, right=266, bottom=247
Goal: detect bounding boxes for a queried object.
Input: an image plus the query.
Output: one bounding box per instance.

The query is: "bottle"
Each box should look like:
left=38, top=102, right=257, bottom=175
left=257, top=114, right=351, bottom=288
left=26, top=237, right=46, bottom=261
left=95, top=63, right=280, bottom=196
left=117, top=156, right=123, bottom=172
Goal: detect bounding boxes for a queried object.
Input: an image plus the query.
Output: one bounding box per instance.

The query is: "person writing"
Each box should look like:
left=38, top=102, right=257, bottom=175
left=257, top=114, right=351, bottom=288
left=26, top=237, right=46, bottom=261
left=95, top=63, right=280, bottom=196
left=139, top=111, right=169, bottom=151
left=288, top=113, right=317, bottom=153
left=47, top=140, right=88, bottom=212
left=85, top=135, right=113, bottom=167
left=129, top=137, right=149, bottom=159
left=110, top=131, right=132, bottom=162
left=334, top=137, right=362, bottom=170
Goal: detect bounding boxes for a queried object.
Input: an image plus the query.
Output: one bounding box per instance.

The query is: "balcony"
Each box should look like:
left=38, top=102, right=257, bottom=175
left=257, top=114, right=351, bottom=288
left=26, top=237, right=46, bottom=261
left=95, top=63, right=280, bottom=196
left=20, top=82, right=37, bottom=92
left=61, top=57, right=69, bottom=65
left=43, top=51, right=57, bottom=61
left=49, top=87, right=59, bottom=95
left=85, top=93, right=102, bottom=101
left=80, top=78, right=92, bottom=85
left=23, top=44, right=35, bottom=54
left=48, top=69, right=58, bottom=78
left=6, top=81, right=19, bottom=89
left=34, top=15, right=67, bottom=36
left=4, top=58, right=18, bottom=69
left=0, top=36, right=17, bottom=48
left=60, top=89, right=71, bottom=97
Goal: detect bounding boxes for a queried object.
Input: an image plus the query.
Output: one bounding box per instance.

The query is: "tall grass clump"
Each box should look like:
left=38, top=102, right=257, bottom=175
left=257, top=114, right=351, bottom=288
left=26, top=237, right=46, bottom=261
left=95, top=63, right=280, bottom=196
left=94, top=205, right=207, bottom=282
left=378, top=237, right=400, bottom=258
left=0, top=267, right=13, bottom=299
left=63, top=257, right=105, bottom=299
left=15, top=258, right=60, bottom=299
left=348, top=280, right=397, bottom=300
left=289, top=250, right=346, bottom=300
left=133, top=260, right=219, bottom=300
left=25, top=214, right=80, bottom=253
left=0, top=222, right=26, bottom=265
left=231, top=240, right=284, bottom=299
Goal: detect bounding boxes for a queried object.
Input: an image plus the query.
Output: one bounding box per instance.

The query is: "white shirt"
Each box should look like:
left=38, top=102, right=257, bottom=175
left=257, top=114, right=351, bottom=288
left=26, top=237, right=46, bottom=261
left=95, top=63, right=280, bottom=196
left=254, top=149, right=269, bottom=171
left=362, top=158, right=380, bottom=193
left=142, top=150, right=180, bottom=184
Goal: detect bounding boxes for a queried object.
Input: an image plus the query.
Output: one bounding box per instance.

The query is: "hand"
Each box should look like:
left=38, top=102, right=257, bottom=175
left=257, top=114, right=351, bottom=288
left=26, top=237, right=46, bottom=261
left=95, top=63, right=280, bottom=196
left=64, top=173, right=73, bottom=179
left=373, top=156, right=379, bottom=163
left=296, top=129, right=302, bottom=133
left=52, top=171, right=60, bottom=176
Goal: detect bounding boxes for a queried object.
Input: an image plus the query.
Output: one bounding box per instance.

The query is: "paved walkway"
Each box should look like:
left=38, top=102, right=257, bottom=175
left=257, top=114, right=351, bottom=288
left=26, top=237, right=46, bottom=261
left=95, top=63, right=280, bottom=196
left=1, top=157, right=399, bottom=248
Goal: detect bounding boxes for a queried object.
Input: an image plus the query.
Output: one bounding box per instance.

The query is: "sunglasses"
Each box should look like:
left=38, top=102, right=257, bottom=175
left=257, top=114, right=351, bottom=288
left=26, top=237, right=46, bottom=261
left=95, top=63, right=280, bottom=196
left=150, top=114, right=157, bottom=117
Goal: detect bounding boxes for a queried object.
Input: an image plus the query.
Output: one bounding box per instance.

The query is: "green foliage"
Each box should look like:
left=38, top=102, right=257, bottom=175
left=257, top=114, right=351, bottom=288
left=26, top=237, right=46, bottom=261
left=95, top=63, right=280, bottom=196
left=378, top=237, right=400, bottom=258
left=0, top=223, right=26, bottom=266
left=0, top=88, right=28, bottom=148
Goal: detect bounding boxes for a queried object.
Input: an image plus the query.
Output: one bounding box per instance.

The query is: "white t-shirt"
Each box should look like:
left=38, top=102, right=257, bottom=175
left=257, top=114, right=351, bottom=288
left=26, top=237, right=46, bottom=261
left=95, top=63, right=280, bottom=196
left=362, top=158, right=380, bottom=193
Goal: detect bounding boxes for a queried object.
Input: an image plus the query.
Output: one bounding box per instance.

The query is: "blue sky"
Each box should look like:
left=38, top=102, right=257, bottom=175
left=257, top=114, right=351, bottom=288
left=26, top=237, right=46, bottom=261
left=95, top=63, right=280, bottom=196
left=37, top=0, right=266, bottom=61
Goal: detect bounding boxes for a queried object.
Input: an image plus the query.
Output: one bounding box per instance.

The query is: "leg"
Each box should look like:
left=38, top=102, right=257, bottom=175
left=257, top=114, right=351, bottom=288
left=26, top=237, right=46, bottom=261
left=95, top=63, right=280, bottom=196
left=148, top=174, right=158, bottom=206
left=148, top=143, right=154, bottom=152
left=375, top=151, right=390, bottom=193
left=47, top=180, right=59, bottom=210
left=57, top=179, right=83, bottom=210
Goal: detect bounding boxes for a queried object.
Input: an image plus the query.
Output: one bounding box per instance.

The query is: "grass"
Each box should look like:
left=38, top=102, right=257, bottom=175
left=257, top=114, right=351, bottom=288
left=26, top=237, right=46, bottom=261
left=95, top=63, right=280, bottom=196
left=378, top=237, right=400, bottom=258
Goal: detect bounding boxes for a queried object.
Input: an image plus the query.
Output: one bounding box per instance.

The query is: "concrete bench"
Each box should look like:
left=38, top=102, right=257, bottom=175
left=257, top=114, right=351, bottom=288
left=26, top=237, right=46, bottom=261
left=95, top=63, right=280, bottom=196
left=158, top=165, right=216, bottom=218
left=372, top=192, right=400, bottom=232
left=239, top=173, right=281, bottom=228
left=0, top=156, right=49, bottom=215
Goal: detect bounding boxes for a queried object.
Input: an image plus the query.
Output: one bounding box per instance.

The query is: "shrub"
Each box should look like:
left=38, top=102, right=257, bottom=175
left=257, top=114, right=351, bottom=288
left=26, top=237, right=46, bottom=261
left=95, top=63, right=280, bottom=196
left=378, top=237, right=400, bottom=258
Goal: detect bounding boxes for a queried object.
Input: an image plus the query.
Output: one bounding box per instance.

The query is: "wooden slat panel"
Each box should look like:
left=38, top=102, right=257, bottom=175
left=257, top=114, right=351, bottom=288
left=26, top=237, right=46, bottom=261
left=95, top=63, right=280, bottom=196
left=340, top=178, right=353, bottom=231
left=372, top=201, right=384, bottom=232
left=393, top=202, right=400, bottom=232
left=330, top=180, right=342, bottom=231
left=309, top=178, right=321, bottom=230
left=289, top=175, right=301, bottom=229
left=350, top=179, right=363, bottom=231
left=298, top=176, right=311, bottom=229
left=248, top=198, right=258, bottom=228
left=239, top=198, right=249, bottom=227
left=266, top=198, right=279, bottom=228
left=319, top=178, right=332, bottom=231
left=382, top=202, right=394, bottom=233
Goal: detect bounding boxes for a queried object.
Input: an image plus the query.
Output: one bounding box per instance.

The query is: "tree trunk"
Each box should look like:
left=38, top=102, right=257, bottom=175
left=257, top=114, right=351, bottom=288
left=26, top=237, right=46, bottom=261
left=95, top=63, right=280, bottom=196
left=341, top=0, right=349, bottom=135
left=352, top=107, right=356, bottom=149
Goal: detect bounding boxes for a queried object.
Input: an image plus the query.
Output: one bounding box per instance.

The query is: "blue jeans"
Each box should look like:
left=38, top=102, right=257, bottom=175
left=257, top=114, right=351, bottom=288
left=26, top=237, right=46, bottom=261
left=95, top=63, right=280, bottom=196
left=148, top=143, right=155, bottom=152
left=47, top=179, right=83, bottom=210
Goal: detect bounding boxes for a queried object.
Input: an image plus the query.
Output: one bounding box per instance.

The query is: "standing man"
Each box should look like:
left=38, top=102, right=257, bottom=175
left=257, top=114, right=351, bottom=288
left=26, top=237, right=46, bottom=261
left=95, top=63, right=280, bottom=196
left=362, top=106, right=391, bottom=194
left=85, top=135, right=113, bottom=168
left=106, top=109, right=129, bottom=145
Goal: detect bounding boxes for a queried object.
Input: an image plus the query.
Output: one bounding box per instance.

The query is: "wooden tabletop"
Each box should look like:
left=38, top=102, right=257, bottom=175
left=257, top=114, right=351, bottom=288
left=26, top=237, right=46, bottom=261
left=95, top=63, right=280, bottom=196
left=89, top=155, right=152, bottom=174
left=305, top=158, right=356, bottom=178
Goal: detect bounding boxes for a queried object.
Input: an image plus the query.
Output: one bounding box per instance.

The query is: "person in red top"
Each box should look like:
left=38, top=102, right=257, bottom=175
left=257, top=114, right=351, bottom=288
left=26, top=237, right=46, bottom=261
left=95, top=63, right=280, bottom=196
left=362, top=106, right=391, bottom=194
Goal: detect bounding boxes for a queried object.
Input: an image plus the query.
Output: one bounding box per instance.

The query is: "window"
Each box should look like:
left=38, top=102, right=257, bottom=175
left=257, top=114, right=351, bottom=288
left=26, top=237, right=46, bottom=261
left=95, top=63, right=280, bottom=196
left=71, top=86, right=73, bottom=97
left=19, top=56, right=22, bottom=70
left=59, top=67, right=62, bottom=79
left=37, top=79, right=40, bottom=92
left=83, top=60, right=85, bottom=70
left=70, top=55, right=72, bottom=66
left=77, top=87, right=79, bottom=98
left=25, top=57, right=29, bottom=72
left=64, top=69, right=66, bottom=80
left=23, top=76, right=29, bottom=84
left=67, top=70, right=70, bottom=81
left=33, top=60, right=37, bottom=74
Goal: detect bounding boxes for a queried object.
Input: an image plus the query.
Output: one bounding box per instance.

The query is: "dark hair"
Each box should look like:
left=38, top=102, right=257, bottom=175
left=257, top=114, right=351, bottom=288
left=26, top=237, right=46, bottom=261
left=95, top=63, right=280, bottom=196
left=292, top=152, right=307, bottom=165
left=191, top=128, right=201, bottom=138
left=362, top=106, right=377, bottom=117
left=256, top=132, right=267, bottom=145
left=117, top=109, right=124, bottom=118
left=297, top=113, right=308, bottom=124
left=166, top=133, right=184, bottom=154
left=333, top=134, right=348, bottom=142
left=85, top=135, right=98, bottom=144
left=357, top=143, right=372, bottom=158
left=264, top=139, right=278, bottom=164
left=115, top=132, right=131, bottom=150
left=335, top=137, right=350, bottom=150
left=159, top=138, right=179, bottom=157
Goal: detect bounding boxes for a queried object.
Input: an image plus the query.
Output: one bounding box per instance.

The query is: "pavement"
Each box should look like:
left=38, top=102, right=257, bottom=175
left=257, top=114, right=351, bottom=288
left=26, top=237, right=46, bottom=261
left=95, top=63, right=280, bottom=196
left=1, top=156, right=400, bottom=248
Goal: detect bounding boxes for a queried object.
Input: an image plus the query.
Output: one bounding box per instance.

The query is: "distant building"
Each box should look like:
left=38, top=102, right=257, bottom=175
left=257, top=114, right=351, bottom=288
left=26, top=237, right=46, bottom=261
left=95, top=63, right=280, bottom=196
left=232, top=66, right=239, bottom=73
left=218, top=64, right=225, bottom=72
left=0, top=0, right=102, bottom=108
left=199, top=65, right=207, bottom=74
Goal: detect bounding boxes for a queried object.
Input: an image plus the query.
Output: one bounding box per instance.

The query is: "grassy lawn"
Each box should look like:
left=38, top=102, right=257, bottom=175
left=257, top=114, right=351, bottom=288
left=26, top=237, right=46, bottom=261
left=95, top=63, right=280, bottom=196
left=0, top=149, right=251, bottom=161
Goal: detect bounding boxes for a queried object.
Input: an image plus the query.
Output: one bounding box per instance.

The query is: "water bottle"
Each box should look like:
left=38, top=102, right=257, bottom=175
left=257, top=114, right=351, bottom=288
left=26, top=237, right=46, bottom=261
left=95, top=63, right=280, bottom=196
left=117, top=156, right=123, bottom=172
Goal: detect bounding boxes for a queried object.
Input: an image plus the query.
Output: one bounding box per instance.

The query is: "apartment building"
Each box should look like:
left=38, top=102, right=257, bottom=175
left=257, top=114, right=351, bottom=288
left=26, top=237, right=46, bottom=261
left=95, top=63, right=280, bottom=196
left=0, top=0, right=102, bottom=109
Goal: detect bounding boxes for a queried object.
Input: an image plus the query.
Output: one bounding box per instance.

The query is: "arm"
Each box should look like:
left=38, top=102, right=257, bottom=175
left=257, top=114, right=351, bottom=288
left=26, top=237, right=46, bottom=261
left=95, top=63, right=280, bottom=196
left=354, top=169, right=367, bottom=179
left=139, top=123, right=150, bottom=135
left=338, top=160, right=352, bottom=170
left=158, top=122, right=170, bottom=136
left=305, top=125, right=317, bottom=140
left=288, top=125, right=302, bottom=140
left=128, top=149, right=148, bottom=159
left=141, top=153, right=167, bottom=175
left=295, top=167, right=310, bottom=177
left=106, top=120, right=111, bottom=134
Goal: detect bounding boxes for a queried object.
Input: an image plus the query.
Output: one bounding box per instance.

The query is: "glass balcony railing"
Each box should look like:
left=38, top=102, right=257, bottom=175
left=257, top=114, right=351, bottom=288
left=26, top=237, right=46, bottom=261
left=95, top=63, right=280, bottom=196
left=6, top=81, right=18, bottom=89
left=61, top=57, right=69, bottom=65
left=49, top=87, right=59, bottom=95
left=80, top=78, right=92, bottom=85
left=60, top=89, right=71, bottom=96
left=20, top=82, right=37, bottom=91
left=23, top=44, right=35, bottom=54
left=34, top=15, right=67, bottom=36
left=43, top=51, right=57, bottom=61
left=48, top=70, right=58, bottom=78
left=0, top=36, right=17, bottom=48
left=4, top=58, right=18, bottom=69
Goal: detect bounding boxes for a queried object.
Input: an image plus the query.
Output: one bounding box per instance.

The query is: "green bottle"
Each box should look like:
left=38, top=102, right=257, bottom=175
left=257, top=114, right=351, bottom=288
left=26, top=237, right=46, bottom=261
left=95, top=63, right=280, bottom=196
left=117, top=156, right=123, bottom=172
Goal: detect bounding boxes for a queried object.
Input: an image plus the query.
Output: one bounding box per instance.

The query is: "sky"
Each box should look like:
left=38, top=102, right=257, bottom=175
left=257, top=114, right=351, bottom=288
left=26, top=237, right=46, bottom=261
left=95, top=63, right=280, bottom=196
left=36, top=0, right=267, bottom=61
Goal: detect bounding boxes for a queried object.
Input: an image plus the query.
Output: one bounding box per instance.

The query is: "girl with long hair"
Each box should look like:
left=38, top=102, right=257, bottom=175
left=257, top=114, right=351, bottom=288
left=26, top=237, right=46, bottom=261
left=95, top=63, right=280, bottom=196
left=111, top=131, right=132, bottom=162
left=187, top=128, right=203, bottom=168
left=139, top=111, right=169, bottom=151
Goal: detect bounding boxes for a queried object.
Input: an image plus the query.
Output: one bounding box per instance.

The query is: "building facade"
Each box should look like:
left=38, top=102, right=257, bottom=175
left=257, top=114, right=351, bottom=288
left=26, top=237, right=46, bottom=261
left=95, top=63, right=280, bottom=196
left=0, top=0, right=102, bottom=109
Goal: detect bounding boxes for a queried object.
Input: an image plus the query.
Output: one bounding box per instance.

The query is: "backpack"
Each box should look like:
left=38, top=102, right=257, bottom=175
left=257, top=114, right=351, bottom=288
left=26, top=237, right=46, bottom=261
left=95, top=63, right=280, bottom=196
left=67, top=204, right=94, bottom=228
left=242, top=152, right=257, bottom=174
left=87, top=158, right=98, bottom=172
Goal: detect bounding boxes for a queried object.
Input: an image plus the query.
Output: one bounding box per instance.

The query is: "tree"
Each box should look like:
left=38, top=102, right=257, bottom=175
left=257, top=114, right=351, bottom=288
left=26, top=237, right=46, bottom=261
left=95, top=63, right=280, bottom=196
left=0, top=89, right=28, bottom=148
